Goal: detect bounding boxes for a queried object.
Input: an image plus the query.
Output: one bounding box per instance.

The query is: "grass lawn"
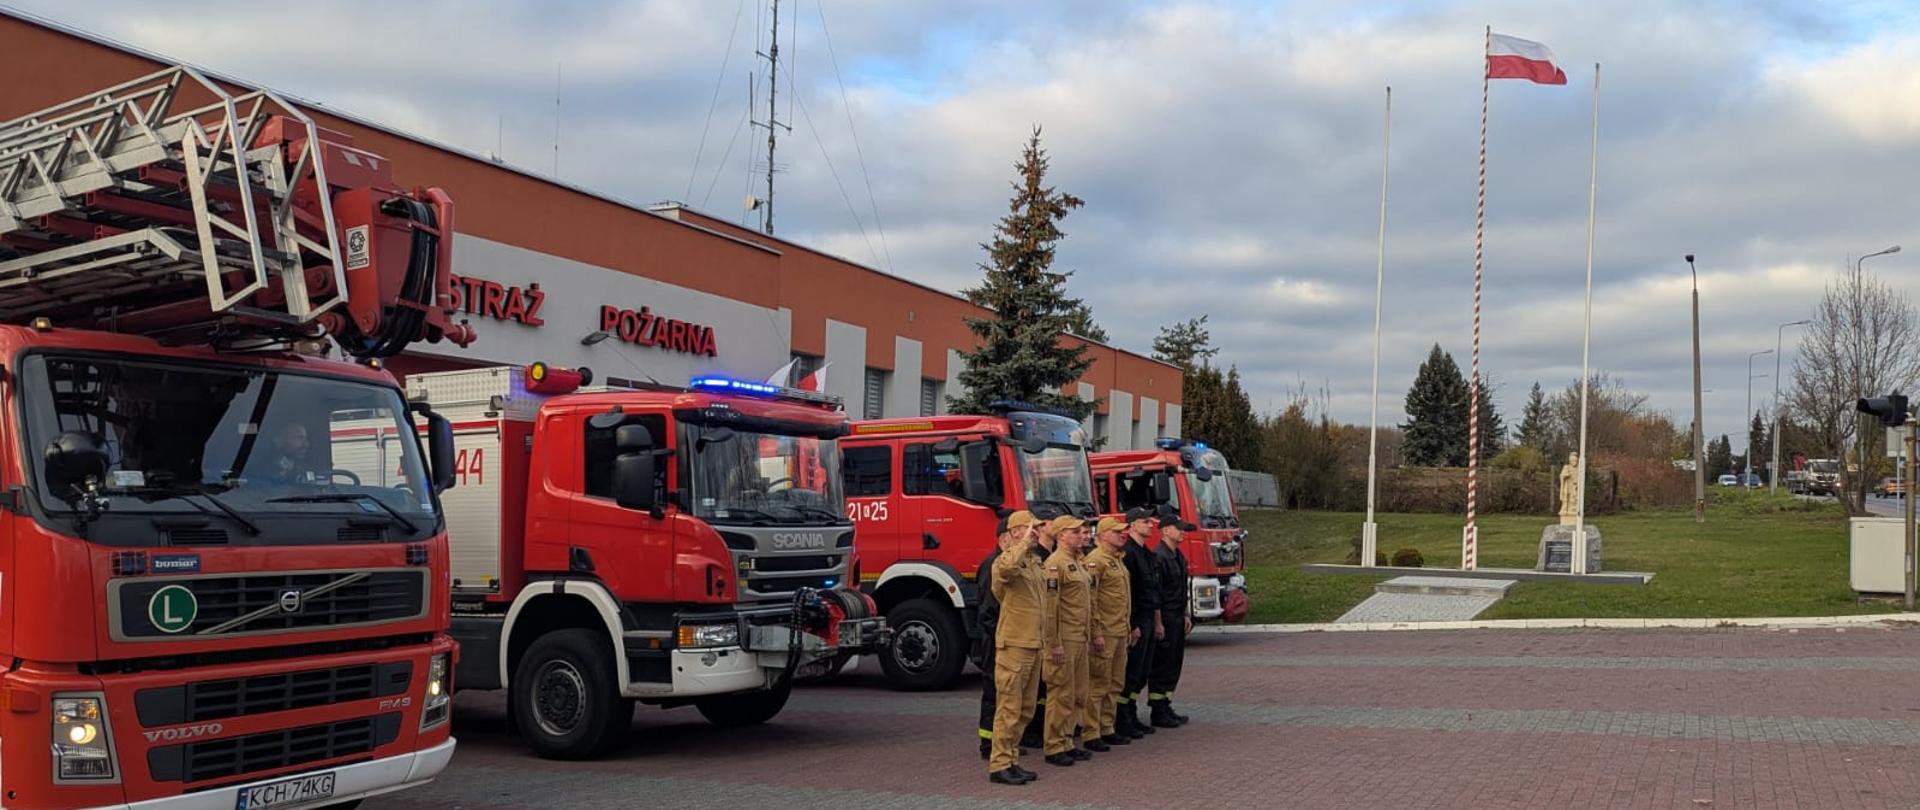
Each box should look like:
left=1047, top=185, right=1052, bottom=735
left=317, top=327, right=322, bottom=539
left=1238, top=492, right=1900, bottom=624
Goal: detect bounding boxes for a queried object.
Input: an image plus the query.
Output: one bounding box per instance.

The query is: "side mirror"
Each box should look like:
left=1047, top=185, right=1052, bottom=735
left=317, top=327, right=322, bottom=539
left=1151, top=471, right=1172, bottom=503
left=44, top=431, right=108, bottom=497
left=424, top=410, right=457, bottom=492
left=1019, top=435, right=1048, bottom=454
left=1194, top=467, right=1215, bottom=483
left=612, top=450, right=658, bottom=513
left=695, top=426, right=736, bottom=451
left=959, top=441, right=1003, bottom=507
left=931, top=437, right=961, bottom=454
left=615, top=424, right=654, bottom=453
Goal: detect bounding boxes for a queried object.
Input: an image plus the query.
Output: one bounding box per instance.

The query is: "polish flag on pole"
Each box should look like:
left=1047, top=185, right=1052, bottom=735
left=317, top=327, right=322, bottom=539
left=1487, top=33, right=1568, bottom=85
left=797, top=363, right=830, bottom=393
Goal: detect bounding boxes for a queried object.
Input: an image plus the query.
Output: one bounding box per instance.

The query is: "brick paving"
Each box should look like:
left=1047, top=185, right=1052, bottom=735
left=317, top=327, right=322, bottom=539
left=382, top=626, right=1920, bottom=809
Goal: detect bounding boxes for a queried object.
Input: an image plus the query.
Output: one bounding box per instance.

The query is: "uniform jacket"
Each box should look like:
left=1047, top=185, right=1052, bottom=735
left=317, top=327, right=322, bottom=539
left=1123, top=537, right=1162, bottom=628
left=1044, top=544, right=1094, bottom=644
left=977, top=546, right=1003, bottom=639
left=1084, top=543, right=1132, bottom=638
left=989, top=539, right=1052, bottom=649
left=1153, top=537, right=1191, bottom=621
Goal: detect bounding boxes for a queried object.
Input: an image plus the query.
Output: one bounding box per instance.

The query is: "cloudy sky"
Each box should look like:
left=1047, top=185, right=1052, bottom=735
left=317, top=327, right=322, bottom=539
left=16, top=0, right=1920, bottom=445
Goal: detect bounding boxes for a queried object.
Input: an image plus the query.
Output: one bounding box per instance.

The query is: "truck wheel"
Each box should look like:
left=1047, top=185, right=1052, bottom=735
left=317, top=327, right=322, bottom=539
left=695, top=679, right=792, bottom=727
left=878, top=598, right=967, bottom=691
left=511, top=628, right=633, bottom=760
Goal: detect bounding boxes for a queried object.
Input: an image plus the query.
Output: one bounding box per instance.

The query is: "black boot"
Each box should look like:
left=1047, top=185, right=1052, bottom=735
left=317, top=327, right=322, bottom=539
left=1150, top=703, right=1181, bottom=729
left=1085, top=738, right=1111, bottom=753
left=989, top=768, right=1031, bottom=785
left=980, top=740, right=992, bottom=760
left=1134, top=706, right=1157, bottom=735
left=1168, top=703, right=1191, bottom=725
left=1044, top=752, right=1077, bottom=767
left=1118, top=707, right=1147, bottom=739
left=1011, top=765, right=1039, bottom=781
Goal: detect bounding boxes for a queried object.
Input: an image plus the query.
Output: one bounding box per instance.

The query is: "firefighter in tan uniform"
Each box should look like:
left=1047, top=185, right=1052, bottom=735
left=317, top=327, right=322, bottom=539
left=1083, top=515, right=1135, bottom=750
left=986, top=511, right=1046, bottom=786
left=1041, top=515, right=1094, bottom=767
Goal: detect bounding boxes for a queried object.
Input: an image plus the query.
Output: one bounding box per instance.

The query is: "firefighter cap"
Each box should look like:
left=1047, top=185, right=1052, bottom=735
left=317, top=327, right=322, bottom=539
left=1124, top=506, right=1156, bottom=523
left=1096, top=515, right=1128, bottom=535
left=1007, top=510, right=1037, bottom=530
left=1046, top=515, right=1087, bottom=534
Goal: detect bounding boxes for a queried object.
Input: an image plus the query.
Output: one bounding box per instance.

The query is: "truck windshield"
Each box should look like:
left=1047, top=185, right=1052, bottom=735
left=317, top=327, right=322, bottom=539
left=18, top=354, right=435, bottom=542
left=1188, top=448, right=1236, bottom=522
left=690, top=428, right=846, bottom=524
left=1020, top=445, right=1094, bottom=515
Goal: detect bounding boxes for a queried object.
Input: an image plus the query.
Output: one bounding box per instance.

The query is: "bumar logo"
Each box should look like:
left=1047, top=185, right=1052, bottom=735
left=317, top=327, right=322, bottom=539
left=147, top=584, right=197, bottom=633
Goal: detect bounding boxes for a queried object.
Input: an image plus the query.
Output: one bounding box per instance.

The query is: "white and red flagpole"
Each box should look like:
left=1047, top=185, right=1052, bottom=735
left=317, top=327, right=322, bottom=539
left=1464, top=25, right=1490, bottom=571
left=1573, top=63, right=1601, bottom=575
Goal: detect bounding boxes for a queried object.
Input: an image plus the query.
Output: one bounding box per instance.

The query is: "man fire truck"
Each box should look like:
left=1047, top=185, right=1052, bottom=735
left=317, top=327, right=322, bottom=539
left=839, top=406, right=1098, bottom=690
left=407, top=365, right=885, bottom=759
left=1091, top=439, right=1249, bottom=623
left=0, top=67, right=471, bottom=808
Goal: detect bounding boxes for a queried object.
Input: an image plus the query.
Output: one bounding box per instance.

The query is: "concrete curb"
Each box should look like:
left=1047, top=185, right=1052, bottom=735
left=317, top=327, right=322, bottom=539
left=1193, top=612, right=1920, bottom=635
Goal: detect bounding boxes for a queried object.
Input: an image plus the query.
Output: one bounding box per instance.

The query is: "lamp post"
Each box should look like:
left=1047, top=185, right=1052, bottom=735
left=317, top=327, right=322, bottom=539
left=1853, top=246, right=1900, bottom=508
left=1686, top=255, right=1705, bottom=521
left=1747, top=349, right=1773, bottom=486
left=1770, top=319, right=1810, bottom=493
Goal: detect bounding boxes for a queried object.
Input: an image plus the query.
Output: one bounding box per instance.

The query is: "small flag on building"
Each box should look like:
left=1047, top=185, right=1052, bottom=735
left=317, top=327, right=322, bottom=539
left=1487, top=33, right=1568, bottom=84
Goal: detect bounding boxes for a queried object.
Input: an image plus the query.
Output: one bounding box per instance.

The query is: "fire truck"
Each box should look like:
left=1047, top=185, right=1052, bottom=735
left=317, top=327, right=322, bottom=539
left=839, top=407, right=1097, bottom=690
left=406, top=365, right=885, bottom=759
left=1091, top=439, right=1249, bottom=623
left=0, top=67, right=472, bottom=808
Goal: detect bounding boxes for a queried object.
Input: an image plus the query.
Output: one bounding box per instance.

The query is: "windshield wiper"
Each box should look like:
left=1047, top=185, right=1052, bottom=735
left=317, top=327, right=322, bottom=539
left=266, top=492, right=418, bottom=534
left=121, top=485, right=261, bottom=536
left=783, top=504, right=846, bottom=523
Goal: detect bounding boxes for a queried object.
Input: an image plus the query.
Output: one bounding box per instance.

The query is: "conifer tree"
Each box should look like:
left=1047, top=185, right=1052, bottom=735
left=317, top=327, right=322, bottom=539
left=1402, top=344, right=1470, bottom=466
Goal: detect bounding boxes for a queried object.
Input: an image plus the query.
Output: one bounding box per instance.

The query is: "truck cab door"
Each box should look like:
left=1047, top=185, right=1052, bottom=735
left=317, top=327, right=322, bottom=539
left=843, top=441, right=906, bottom=578
left=901, top=437, right=998, bottom=567
left=565, top=409, right=674, bottom=603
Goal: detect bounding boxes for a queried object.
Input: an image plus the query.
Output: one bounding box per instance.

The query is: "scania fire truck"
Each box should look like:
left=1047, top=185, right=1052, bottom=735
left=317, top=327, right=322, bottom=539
left=407, top=365, right=884, bottom=759
left=839, top=407, right=1097, bottom=690
left=0, top=67, right=472, bottom=808
left=1091, top=439, right=1249, bottom=623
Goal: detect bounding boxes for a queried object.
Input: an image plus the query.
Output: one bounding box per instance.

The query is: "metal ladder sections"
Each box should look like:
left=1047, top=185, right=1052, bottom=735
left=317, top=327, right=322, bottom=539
left=0, top=64, right=346, bottom=327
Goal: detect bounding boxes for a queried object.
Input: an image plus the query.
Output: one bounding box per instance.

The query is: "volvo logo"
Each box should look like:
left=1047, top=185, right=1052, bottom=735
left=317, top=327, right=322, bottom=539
left=144, top=722, right=222, bottom=743
left=278, top=589, right=304, bottom=613
left=769, top=532, right=830, bottom=550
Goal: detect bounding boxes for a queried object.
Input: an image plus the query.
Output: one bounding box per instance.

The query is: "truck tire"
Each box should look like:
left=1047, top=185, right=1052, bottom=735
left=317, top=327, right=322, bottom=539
left=695, top=678, right=792, bottom=727
left=511, top=628, right=634, bottom=760
left=878, top=598, right=967, bottom=691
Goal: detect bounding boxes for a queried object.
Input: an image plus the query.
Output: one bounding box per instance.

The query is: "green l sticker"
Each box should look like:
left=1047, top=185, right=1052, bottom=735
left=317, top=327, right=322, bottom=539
left=148, top=584, right=197, bottom=633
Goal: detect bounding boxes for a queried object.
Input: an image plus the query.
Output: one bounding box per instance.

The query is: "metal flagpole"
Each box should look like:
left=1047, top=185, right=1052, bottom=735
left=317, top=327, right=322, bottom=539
left=1364, top=85, right=1392, bottom=567
left=1464, top=25, right=1489, bottom=571
left=1573, top=63, right=1601, bottom=575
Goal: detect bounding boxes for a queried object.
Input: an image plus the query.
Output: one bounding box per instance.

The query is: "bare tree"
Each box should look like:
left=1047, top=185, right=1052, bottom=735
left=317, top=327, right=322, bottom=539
left=1787, top=263, right=1920, bottom=514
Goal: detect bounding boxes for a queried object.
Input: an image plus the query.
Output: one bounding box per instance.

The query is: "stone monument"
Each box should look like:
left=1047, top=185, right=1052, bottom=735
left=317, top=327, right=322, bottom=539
left=1538, top=452, right=1603, bottom=572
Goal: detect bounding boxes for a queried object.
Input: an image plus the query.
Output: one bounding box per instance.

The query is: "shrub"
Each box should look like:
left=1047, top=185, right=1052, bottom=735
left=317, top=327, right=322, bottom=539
left=1344, top=547, right=1390, bottom=566
left=1389, top=547, right=1425, bottom=567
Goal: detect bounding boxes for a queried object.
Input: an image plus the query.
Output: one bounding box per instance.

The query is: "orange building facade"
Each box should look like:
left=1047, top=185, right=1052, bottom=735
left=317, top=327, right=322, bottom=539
left=0, top=10, right=1183, bottom=448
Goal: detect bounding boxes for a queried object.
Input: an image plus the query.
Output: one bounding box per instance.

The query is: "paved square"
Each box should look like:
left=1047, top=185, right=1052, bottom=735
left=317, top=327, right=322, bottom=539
left=382, top=626, right=1920, bottom=809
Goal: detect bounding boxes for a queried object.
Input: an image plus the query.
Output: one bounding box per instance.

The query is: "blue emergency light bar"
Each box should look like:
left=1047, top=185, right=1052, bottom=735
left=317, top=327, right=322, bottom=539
left=689, top=376, right=844, bottom=409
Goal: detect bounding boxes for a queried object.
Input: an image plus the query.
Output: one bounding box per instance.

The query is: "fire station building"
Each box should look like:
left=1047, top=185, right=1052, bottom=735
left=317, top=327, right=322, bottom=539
left=0, top=10, right=1184, bottom=449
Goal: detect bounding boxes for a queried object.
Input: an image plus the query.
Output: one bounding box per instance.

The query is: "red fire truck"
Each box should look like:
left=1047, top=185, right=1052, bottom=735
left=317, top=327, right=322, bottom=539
left=839, top=406, right=1096, bottom=690
left=407, top=365, right=884, bottom=759
left=0, top=67, right=471, bottom=808
left=1091, top=439, right=1249, bottom=623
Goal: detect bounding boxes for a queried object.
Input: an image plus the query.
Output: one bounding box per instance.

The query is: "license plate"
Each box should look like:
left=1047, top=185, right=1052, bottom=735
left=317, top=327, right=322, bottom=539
left=235, top=772, right=336, bottom=810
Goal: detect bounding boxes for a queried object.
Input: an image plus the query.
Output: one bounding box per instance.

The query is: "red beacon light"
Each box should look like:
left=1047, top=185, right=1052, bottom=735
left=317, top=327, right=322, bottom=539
left=525, top=361, right=592, bottom=395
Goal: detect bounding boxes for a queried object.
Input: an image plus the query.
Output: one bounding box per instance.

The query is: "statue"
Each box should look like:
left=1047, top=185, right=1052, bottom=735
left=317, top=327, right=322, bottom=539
left=1557, top=452, right=1581, bottom=526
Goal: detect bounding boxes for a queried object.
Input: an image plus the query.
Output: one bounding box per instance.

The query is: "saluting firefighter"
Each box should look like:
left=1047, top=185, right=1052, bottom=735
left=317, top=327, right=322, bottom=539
left=1083, top=515, right=1135, bottom=750
left=1149, top=506, right=1195, bottom=728
left=1119, top=506, right=1162, bottom=738
left=1041, top=515, right=1095, bottom=766
left=977, top=511, right=1038, bottom=760
left=1019, top=516, right=1061, bottom=750
left=986, top=510, right=1047, bottom=786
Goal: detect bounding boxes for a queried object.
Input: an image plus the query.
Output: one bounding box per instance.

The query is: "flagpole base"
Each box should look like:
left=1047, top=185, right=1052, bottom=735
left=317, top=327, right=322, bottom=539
left=1461, top=526, right=1477, bottom=571
left=1361, top=522, right=1379, bottom=566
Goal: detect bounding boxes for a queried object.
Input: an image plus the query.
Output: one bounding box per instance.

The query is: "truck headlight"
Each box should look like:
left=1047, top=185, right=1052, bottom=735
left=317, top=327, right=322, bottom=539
left=677, top=623, right=740, bottom=649
left=52, top=694, right=116, bottom=781
left=420, top=654, right=451, bottom=730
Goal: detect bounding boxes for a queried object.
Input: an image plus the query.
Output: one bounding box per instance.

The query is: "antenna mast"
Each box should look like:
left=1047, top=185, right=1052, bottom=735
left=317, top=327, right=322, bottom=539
left=751, top=0, right=790, bottom=235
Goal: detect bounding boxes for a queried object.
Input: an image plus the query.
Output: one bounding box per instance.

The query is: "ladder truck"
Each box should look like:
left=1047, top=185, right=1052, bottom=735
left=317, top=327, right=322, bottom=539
left=407, top=365, right=885, bottom=759
left=0, top=65, right=473, bottom=809
left=1091, top=440, right=1250, bottom=623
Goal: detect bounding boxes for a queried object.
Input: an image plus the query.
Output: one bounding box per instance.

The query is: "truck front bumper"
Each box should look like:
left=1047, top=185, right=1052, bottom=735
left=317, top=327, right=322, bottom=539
left=1191, top=574, right=1248, bottom=622
left=93, top=738, right=455, bottom=810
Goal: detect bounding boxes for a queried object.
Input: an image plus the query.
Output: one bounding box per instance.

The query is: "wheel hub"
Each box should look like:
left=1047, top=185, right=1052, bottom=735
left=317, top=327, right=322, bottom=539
left=531, top=660, right=588, bottom=737
left=893, top=620, right=938, bottom=674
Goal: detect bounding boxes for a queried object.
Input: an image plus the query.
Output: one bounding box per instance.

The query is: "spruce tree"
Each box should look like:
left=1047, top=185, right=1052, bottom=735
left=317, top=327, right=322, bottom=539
left=1474, top=373, right=1506, bottom=462
left=1708, top=434, right=1734, bottom=477
left=1152, top=316, right=1216, bottom=371
left=1402, top=344, right=1470, bottom=466
left=1516, top=381, right=1555, bottom=455
left=1219, top=367, right=1264, bottom=465
left=1748, top=411, right=1772, bottom=478
left=947, top=127, right=1097, bottom=419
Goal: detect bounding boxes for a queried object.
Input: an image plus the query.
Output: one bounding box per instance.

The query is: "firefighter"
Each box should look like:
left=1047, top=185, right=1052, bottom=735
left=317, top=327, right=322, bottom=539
left=986, top=510, right=1046, bottom=786
left=1041, top=515, right=1094, bottom=766
left=978, top=511, right=1036, bottom=759
left=1119, top=506, right=1161, bottom=738
left=1020, top=517, right=1060, bottom=750
left=1083, top=515, right=1134, bottom=750
left=1149, top=506, right=1196, bottom=728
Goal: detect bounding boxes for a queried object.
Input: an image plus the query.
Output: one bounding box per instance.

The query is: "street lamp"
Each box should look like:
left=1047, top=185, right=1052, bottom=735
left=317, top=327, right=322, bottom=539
left=1853, top=245, right=1901, bottom=507
left=1770, top=319, right=1811, bottom=493
left=1748, top=349, right=1773, bottom=486
left=1686, top=255, right=1705, bottom=521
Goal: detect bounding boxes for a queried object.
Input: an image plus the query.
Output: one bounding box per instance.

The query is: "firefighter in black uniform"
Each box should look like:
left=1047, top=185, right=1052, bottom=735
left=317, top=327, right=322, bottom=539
left=1149, top=506, right=1194, bottom=728
left=978, top=512, right=1037, bottom=758
left=1118, top=506, right=1161, bottom=738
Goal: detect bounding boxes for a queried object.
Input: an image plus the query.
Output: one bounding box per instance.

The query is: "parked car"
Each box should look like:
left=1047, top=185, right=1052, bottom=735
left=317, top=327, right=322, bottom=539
left=1743, top=473, right=1763, bottom=488
left=1717, top=474, right=1739, bottom=487
left=1881, top=478, right=1908, bottom=498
